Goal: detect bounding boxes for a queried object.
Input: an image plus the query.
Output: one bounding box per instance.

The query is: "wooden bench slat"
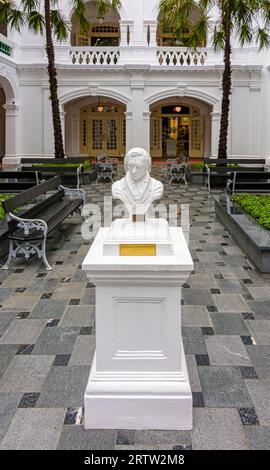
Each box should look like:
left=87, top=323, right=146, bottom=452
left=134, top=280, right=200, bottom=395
left=2, top=176, right=61, bottom=213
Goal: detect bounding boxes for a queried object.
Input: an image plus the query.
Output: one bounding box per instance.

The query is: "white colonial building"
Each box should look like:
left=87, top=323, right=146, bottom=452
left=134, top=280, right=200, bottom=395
left=0, top=0, right=269, bottom=165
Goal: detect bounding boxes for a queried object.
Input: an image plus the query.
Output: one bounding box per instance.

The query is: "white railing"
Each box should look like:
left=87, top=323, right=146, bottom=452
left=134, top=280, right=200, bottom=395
left=157, top=47, right=208, bottom=66
left=70, top=47, right=120, bottom=65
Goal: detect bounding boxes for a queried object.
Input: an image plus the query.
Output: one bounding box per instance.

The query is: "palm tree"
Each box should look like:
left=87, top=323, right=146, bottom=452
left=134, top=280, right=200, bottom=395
left=159, top=0, right=270, bottom=159
left=0, top=0, right=121, bottom=159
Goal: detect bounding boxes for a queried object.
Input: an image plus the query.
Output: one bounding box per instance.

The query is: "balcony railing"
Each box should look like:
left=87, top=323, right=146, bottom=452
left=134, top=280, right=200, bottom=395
left=70, top=47, right=120, bottom=65
left=157, top=47, right=207, bottom=66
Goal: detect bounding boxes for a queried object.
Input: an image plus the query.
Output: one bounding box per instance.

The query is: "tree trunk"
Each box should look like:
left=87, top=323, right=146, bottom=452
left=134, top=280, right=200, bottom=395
left=44, top=0, right=65, bottom=159
left=217, top=14, right=232, bottom=160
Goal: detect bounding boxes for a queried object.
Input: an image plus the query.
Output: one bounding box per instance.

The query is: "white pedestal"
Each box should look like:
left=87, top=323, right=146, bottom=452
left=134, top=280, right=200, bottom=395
left=82, top=219, right=194, bottom=430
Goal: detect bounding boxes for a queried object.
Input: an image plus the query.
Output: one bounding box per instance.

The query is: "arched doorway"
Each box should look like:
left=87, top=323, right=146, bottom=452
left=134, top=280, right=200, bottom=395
left=150, top=98, right=211, bottom=159
left=0, top=87, right=5, bottom=161
left=65, top=97, right=126, bottom=158
left=70, top=1, right=120, bottom=47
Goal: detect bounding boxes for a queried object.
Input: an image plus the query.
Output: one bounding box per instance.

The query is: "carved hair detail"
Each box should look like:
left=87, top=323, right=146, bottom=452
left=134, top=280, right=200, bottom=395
left=124, top=147, right=151, bottom=174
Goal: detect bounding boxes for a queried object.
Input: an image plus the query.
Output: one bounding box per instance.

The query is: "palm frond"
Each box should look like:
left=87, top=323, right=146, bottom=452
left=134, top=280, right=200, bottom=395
left=27, top=10, right=45, bottom=34
left=20, top=0, right=40, bottom=14
left=9, top=9, right=26, bottom=31
left=51, top=9, right=70, bottom=41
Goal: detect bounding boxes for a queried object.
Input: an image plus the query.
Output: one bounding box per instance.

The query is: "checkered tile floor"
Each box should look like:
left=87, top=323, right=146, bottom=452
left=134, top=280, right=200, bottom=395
left=0, top=165, right=269, bottom=450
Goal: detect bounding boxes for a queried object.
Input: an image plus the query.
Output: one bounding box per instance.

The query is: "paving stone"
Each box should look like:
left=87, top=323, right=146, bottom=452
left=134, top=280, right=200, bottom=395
left=57, top=427, right=117, bottom=450
left=244, top=426, right=270, bottom=450
left=181, top=306, right=212, bottom=327
left=0, top=319, right=46, bottom=345
left=52, top=283, right=85, bottom=299
left=59, top=306, right=95, bottom=327
left=0, top=408, right=65, bottom=450
left=0, top=312, right=16, bottom=336
left=245, top=380, right=270, bottom=426
left=247, top=300, right=270, bottom=320
left=32, top=327, right=79, bottom=355
left=189, top=273, right=218, bottom=289
left=0, top=393, right=22, bottom=440
left=210, top=313, right=250, bottom=336
left=186, top=355, right=201, bottom=392
left=30, top=299, right=69, bottom=320
left=246, top=346, right=270, bottom=379
left=37, top=366, right=89, bottom=407
left=213, top=294, right=249, bottom=312
left=182, top=328, right=207, bottom=355
left=205, top=335, right=252, bottom=366
left=68, top=335, right=96, bottom=366
left=2, top=294, right=40, bottom=311
left=245, top=320, right=270, bottom=345
left=246, top=286, right=270, bottom=300
left=135, top=430, right=192, bottom=448
left=0, top=345, right=18, bottom=379
left=198, top=366, right=253, bottom=408
left=192, top=408, right=247, bottom=450
left=217, top=280, right=245, bottom=294
left=18, top=393, right=40, bottom=408
left=182, top=289, right=214, bottom=306
left=0, top=288, right=13, bottom=304
left=238, top=407, right=259, bottom=425
left=0, top=355, right=54, bottom=393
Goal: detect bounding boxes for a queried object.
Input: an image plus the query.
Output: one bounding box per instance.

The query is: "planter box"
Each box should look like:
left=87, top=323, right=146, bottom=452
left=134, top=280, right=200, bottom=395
left=215, top=195, right=270, bottom=273
left=0, top=220, right=9, bottom=262
left=189, top=172, right=205, bottom=185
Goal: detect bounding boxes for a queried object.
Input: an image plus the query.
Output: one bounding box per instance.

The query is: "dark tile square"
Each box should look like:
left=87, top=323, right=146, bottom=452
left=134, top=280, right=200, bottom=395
left=41, top=293, right=53, bottom=299
left=64, top=407, right=84, bottom=425
left=243, top=266, right=252, bottom=271
left=69, top=299, right=80, bottom=306
left=210, top=289, right=220, bottom=294
left=19, top=393, right=40, bottom=408
left=116, top=430, right=135, bottom=446
left=55, top=261, right=64, bottom=265
left=14, top=269, right=24, bottom=273
left=207, top=306, right=218, bottom=313
left=242, top=312, right=255, bottom=320
left=79, top=327, right=93, bottom=336
left=53, top=354, right=71, bottom=366
left=15, top=288, right=26, bottom=293
left=241, top=336, right=254, bottom=345
left=195, top=354, right=210, bottom=366
left=46, top=319, right=60, bottom=327
left=86, top=283, right=94, bottom=288
left=240, top=366, right=258, bottom=380
left=37, top=273, right=47, bottom=278
left=16, top=312, right=30, bottom=319
left=214, top=274, right=223, bottom=279
left=192, top=392, right=204, bottom=408
left=243, top=279, right=253, bottom=285
left=201, top=327, right=214, bottom=336
left=16, top=344, right=34, bottom=355
left=238, top=408, right=259, bottom=425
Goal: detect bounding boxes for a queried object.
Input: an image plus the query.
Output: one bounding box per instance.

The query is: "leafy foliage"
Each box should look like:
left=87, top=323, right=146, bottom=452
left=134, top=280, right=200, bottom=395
left=232, top=194, right=270, bottom=230
left=32, top=160, right=92, bottom=170
left=0, top=194, right=14, bottom=221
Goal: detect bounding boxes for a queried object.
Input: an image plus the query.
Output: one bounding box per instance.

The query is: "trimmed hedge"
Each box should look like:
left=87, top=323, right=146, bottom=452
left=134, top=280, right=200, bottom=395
left=33, top=160, right=92, bottom=171
left=232, top=194, right=270, bottom=231
left=191, top=163, right=239, bottom=172
left=0, top=194, right=13, bottom=221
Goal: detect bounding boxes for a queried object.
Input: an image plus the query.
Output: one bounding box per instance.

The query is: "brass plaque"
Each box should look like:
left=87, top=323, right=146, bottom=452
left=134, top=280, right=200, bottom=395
left=120, top=244, right=156, bottom=257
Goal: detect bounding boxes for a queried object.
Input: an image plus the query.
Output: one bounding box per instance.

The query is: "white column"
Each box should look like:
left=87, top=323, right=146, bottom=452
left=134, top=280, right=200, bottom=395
left=249, top=85, right=261, bottom=157
left=125, top=110, right=133, bottom=152
left=2, top=103, right=19, bottom=162
left=210, top=111, right=220, bottom=157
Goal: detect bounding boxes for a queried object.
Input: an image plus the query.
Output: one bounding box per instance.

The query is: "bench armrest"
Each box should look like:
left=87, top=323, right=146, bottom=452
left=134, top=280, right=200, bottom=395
left=59, top=185, right=86, bottom=201
left=7, top=213, right=48, bottom=236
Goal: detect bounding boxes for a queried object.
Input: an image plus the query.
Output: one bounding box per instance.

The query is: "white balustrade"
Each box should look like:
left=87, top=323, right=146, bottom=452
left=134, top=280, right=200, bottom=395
left=157, top=47, right=208, bottom=66
left=70, top=47, right=120, bottom=65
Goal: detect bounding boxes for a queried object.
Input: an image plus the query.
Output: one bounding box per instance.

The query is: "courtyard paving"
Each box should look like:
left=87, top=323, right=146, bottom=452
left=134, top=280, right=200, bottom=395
left=0, top=165, right=269, bottom=450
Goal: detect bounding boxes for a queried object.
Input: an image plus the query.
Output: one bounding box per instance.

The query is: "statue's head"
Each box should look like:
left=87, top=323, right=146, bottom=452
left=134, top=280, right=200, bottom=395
left=124, top=148, right=151, bottom=182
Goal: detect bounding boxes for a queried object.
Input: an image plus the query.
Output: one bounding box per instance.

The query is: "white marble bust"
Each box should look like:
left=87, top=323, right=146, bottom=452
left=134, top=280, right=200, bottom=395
left=112, top=148, right=163, bottom=216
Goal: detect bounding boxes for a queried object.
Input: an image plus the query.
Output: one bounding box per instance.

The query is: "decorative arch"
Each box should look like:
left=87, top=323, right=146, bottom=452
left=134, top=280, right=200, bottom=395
left=146, top=87, right=220, bottom=109
left=65, top=0, right=125, bottom=23
left=0, top=69, right=18, bottom=103
left=59, top=87, right=131, bottom=107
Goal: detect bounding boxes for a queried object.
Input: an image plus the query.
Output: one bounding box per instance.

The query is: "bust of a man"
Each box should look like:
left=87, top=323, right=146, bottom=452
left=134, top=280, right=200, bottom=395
left=112, top=147, right=163, bottom=216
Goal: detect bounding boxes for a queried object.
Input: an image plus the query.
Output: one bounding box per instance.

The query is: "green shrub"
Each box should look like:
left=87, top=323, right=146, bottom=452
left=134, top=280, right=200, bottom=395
left=0, top=194, right=14, bottom=221
left=191, top=163, right=239, bottom=172
left=32, top=160, right=92, bottom=171
left=232, top=194, right=270, bottom=231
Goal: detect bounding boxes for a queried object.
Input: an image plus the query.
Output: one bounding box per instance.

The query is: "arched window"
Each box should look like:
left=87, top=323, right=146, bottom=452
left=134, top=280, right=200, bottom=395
left=71, top=1, right=120, bottom=47
left=157, top=6, right=206, bottom=47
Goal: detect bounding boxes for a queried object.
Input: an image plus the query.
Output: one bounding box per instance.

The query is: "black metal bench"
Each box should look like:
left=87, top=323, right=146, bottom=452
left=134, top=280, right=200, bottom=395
left=2, top=176, right=85, bottom=271
left=0, top=171, right=41, bottom=192
left=227, top=171, right=270, bottom=194
left=203, top=158, right=266, bottom=191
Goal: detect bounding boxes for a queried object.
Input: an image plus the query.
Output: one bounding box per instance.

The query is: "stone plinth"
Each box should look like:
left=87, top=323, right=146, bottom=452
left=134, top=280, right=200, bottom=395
left=82, top=219, right=194, bottom=430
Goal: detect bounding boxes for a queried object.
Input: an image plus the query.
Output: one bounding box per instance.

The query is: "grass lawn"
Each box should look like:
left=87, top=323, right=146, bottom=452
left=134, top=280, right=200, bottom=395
left=232, top=193, right=270, bottom=230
